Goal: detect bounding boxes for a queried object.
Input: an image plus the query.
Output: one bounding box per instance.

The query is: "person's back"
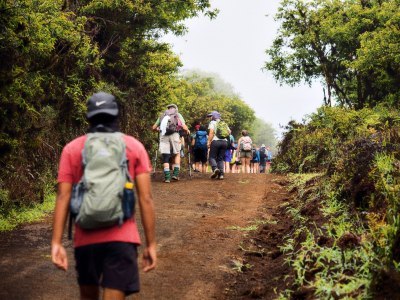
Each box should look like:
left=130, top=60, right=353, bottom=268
left=52, top=92, right=157, bottom=299
left=207, top=111, right=230, bottom=180
left=192, top=124, right=208, bottom=173
left=237, top=130, right=252, bottom=173
left=223, top=134, right=235, bottom=173
left=194, top=129, right=208, bottom=150
left=152, top=104, right=190, bottom=182
left=250, top=146, right=260, bottom=173
left=259, top=144, right=267, bottom=173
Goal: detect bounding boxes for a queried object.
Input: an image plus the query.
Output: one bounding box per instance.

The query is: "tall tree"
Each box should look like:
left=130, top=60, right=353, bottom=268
left=265, top=0, right=400, bottom=109
left=178, top=70, right=255, bottom=138
left=0, top=0, right=216, bottom=207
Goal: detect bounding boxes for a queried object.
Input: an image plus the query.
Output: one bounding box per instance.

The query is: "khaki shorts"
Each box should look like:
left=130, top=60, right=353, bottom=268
left=240, top=150, right=252, bottom=158
left=159, top=132, right=181, bottom=154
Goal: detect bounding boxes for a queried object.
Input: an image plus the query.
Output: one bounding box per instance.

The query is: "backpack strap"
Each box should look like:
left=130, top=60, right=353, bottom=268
left=120, top=135, right=132, bottom=182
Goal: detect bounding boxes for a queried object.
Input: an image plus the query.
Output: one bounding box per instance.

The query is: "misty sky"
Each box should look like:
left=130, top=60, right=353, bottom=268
left=162, top=0, right=324, bottom=134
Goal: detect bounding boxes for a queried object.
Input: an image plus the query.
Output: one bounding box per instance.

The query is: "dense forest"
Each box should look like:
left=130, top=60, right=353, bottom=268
left=0, top=0, right=275, bottom=213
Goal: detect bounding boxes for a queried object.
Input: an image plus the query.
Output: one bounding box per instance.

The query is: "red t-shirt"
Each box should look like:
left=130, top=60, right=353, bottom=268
left=57, top=134, right=151, bottom=248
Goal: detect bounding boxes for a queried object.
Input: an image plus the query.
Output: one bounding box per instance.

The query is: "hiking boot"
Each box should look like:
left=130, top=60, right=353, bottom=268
left=218, top=174, right=224, bottom=180
left=172, top=175, right=179, bottom=181
left=164, top=178, right=171, bottom=183
left=210, top=168, right=220, bottom=179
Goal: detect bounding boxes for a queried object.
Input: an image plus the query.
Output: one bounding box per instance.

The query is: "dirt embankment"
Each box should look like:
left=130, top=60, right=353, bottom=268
left=0, top=173, right=292, bottom=300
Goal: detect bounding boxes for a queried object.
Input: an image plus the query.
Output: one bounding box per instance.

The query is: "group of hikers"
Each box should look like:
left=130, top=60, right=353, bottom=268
left=51, top=92, right=272, bottom=300
left=152, top=104, right=273, bottom=183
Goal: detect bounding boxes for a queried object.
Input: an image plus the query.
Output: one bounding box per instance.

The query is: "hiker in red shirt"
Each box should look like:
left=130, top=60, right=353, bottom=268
left=51, top=92, right=156, bottom=300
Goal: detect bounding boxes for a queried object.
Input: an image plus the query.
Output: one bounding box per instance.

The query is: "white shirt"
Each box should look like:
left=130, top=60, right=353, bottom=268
left=208, top=120, right=229, bottom=141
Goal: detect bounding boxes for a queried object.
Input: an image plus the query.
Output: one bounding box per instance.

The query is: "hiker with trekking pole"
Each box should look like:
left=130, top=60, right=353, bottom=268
left=152, top=104, right=190, bottom=183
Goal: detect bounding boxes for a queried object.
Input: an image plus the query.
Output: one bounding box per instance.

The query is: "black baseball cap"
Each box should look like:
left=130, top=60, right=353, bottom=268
left=86, top=92, right=119, bottom=119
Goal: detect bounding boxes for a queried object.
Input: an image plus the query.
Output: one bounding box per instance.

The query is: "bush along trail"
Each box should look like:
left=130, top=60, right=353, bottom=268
left=269, top=106, right=400, bottom=299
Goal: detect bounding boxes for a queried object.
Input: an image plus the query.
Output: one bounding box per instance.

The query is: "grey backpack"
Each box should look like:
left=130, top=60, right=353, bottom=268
left=160, top=107, right=183, bottom=135
left=70, top=132, right=131, bottom=230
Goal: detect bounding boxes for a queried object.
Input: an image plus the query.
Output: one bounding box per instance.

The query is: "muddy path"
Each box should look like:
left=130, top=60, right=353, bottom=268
left=0, top=173, right=291, bottom=300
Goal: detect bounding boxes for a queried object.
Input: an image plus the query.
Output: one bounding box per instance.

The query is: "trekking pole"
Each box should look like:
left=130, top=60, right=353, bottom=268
left=152, top=149, right=158, bottom=178
left=188, top=144, right=192, bottom=179
left=186, top=135, right=192, bottom=179
left=152, top=131, right=160, bottom=178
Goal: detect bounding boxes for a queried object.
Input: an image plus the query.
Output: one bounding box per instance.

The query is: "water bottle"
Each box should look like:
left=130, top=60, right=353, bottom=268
left=122, top=182, right=135, bottom=220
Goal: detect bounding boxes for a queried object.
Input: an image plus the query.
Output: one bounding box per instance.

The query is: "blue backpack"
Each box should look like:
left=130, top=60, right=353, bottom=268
left=194, top=130, right=208, bottom=150
left=259, top=147, right=267, bottom=164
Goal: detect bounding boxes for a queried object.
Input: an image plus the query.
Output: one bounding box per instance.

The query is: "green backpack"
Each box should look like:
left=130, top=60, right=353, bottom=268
left=70, top=132, right=131, bottom=230
left=215, top=120, right=230, bottom=139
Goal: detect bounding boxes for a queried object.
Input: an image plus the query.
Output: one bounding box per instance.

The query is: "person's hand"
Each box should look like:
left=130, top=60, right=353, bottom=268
left=142, top=244, right=157, bottom=272
left=51, top=243, right=68, bottom=271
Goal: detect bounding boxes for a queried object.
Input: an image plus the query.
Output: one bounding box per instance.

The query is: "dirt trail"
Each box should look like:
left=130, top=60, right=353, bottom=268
left=0, top=173, right=291, bottom=300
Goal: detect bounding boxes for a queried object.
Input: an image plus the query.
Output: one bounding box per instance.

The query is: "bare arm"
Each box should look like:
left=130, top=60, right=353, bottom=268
left=135, top=172, right=157, bottom=272
left=237, top=137, right=242, bottom=155
left=152, top=123, right=159, bottom=132
left=182, top=123, right=190, bottom=135
left=51, top=182, right=72, bottom=271
left=207, top=128, right=215, bottom=148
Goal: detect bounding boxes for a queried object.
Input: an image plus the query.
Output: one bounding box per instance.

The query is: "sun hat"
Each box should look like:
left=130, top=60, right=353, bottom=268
left=167, top=103, right=178, bottom=109
left=86, top=92, right=119, bottom=119
left=261, top=144, right=266, bottom=148
left=207, top=111, right=221, bottom=120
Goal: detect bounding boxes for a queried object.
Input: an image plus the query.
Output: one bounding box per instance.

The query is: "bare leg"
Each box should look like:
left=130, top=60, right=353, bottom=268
left=103, top=288, right=125, bottom=300
left=240, top=157, right=246, bottom=173
left=224, top=161, right=230, bottom=173
left=245, top=158, right=251, bottom=173
left=174, top=153, right=180, bottom=165
left=80, top=285, right=99, bottom=300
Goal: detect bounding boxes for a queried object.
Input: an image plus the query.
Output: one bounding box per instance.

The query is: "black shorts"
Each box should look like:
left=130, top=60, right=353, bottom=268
left=74, top=242, right=139, bottom=295
left=193, top=148, right=208, bottom=163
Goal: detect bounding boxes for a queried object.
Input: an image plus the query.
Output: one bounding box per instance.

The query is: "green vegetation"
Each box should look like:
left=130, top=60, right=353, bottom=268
left=0, top=193, right=55, bottom=231
left=271, top=106, right=400, bottom=298
left=266, top=1, right=400, bottom=296
left=181, top=70, right=277, bottom=147
left=265, top=0, right=400, bottom=109
left=251, top=117, right=277, bottom=151
left=0, top=1, right=277, bottom=218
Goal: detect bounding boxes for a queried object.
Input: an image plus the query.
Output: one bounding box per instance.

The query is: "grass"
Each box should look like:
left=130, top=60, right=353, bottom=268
left=278, top=174, right=377, bottom=299
left=227, top=224, right=259, bottom=231
left=227, top=218, right=277, bottom=232
left=0, top=194, right=55, bottom=231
